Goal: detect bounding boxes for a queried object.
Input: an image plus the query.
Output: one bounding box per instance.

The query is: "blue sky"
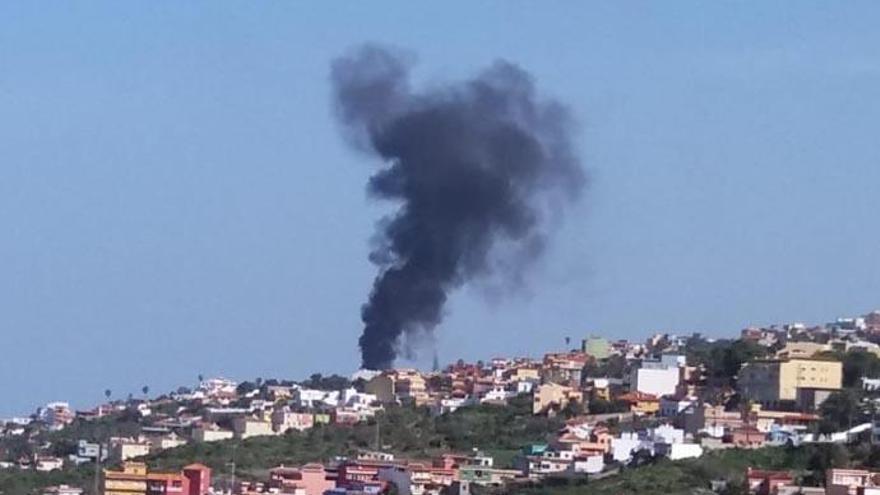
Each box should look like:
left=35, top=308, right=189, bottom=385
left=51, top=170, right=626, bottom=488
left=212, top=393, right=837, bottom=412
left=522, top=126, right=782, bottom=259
left=1, top=2, right=879, bottom=416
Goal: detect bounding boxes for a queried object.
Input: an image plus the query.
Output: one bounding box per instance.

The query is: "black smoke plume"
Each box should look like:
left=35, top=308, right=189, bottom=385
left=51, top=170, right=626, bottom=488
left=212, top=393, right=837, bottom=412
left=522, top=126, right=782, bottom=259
left=331, top=45, right=584, bottom=370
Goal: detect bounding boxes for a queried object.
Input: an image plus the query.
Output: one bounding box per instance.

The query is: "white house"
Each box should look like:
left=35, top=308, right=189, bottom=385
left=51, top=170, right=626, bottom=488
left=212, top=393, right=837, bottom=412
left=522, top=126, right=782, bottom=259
left=863, top=378, right=880, bottom=392
left=198, top=378, right=238, bottom=397
left=570, top=455, right=604, bottom=474
left=611, top=432, right=645, bottom=463
left=515, top=380, right=537, bottom=395
left=293, top=388, right=340, bottom=409
left=340, top=389, right=378, bottom=410
left=630, top=361, right=681, bottom=398
left=648, top=424, right=685, bottom=445
left=232, top=417, right=276, bottom=439
left=192, top=424, right=234, bottom=442
left=108, top=437, right=150, bottom=462
left=660, top=354, right=687, bottom=368
left=656, top=442, right=703, bottom=460
left=271, top=410, right=314, bottom=433
left=430, top=397, right=471, bottom=416
left=481, top=385, right=515, bottom=403
left=699, top=424, right=726, bottom=438
left=38, top=402, right=74, bottom=430
left=35, top=457, right=64, bottom=472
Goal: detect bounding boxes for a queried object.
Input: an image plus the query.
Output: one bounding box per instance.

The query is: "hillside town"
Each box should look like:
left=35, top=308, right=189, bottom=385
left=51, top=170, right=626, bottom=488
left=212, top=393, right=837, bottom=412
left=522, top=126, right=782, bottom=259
left=4, top=309, right=880, bottom=495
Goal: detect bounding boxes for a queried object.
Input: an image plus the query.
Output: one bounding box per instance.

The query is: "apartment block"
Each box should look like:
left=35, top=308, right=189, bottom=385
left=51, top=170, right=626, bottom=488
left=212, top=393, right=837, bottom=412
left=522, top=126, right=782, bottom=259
left=738, top=358, right=842, bottom=410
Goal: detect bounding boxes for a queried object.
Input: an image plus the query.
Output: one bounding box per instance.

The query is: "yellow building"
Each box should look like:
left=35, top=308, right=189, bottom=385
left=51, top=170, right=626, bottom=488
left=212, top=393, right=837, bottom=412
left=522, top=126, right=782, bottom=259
left=365, top=374, right=395, bottom=403
left=394, top=370, right=428, bottom=403
left=232, top=417, right=276, bottom=439
left=617, top=391, right=660, bottom=416
left=739, top=358, right=842, bottom=410
left=103, top=462, right=148, bottom=495
left=775, top=342, right=830, bottom=359
left=532, top=382, right=583, bottom=415
left=364, top=370, right=428, bottom=404
left=107, top=438, right=151, bottom=463
left=509, top=367, right=540, bottom=382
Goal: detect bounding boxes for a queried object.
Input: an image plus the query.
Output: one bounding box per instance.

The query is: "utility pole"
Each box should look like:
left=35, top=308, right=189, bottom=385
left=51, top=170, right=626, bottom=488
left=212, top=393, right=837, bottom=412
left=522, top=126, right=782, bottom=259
left=872, top=405, right=878, bottom=445
left=227, top=443, right=238, bottom=495
left=92, top=444, right=102, bottom=495
left=374, top=420, right=380, bottom=451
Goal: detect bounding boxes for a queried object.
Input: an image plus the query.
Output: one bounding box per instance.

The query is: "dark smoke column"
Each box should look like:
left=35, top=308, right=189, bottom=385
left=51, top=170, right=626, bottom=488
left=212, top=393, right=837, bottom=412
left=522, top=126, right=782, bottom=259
left=331, top=45, right=584, bottom=370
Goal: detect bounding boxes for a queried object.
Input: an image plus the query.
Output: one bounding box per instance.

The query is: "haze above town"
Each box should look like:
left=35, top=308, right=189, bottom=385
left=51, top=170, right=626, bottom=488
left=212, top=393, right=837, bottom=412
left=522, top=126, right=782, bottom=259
left=2, top=2, right=880, bottom=417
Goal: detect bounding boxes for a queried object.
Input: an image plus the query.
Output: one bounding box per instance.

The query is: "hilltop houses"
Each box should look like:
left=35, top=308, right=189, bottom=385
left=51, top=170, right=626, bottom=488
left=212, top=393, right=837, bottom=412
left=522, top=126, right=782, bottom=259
left=10, top=307, right=880, bottom=495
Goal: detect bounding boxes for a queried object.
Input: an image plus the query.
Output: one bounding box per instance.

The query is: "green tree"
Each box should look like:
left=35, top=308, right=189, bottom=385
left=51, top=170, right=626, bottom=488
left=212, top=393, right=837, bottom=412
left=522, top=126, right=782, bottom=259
left=560, top=400, right=584, bottom=418
left=819, top=389, right=862, bottom=433
left=236, top=381, right=258, bottom=395
left=302, top=374, right=351, bottom=391
left=584, top=355, right=627, bottom=379
left=587, top=398, right=629, bottom=415
left=842, top=350, right=880, bottom=388
left=687, top=338, right=769, bottom=383
left=806, top=444, right=850, bottom=485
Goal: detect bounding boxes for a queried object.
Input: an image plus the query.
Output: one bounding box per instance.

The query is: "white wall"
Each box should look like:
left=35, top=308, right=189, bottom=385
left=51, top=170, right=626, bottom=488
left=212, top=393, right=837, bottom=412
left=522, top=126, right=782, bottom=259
left=667, top=443, right=703, bottom=460
left=632, top=367, right=679, bottom=397
left=649, top=424, right=684, bottom=444
left=571, top=455, right=604, bottom=474
left=611, top=434, right=643, bottom=463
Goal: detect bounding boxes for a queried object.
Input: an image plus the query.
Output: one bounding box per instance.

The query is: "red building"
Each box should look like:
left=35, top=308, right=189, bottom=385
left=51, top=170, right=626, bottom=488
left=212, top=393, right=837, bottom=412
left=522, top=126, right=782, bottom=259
left=145, top=473, right=188, bottom=495
left=745, top=467, right=794, bottom=495
left=182, top=464, right=211, bottom=495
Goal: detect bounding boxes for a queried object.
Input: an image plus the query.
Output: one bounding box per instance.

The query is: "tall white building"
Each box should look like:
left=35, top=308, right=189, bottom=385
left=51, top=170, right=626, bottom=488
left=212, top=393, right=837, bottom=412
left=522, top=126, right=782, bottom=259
left=629, top=358, right=682, bottom=398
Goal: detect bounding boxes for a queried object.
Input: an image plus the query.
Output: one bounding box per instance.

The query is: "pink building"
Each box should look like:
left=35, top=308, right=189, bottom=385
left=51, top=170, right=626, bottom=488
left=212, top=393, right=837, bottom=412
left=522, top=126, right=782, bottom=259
left=727, top=426, right=766, bottom=448
left=182, top=463, right=211, bottom=495
left=826, top=469, right=880, bottom=495
left=269, top=464, right=335, bottom=495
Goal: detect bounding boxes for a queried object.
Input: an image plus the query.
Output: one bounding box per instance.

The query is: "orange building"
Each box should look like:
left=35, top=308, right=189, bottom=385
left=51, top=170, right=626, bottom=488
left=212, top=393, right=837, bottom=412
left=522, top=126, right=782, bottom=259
left=617, top=391, right=660, bottom=416
left=102, top=462, right=202, bottom=495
